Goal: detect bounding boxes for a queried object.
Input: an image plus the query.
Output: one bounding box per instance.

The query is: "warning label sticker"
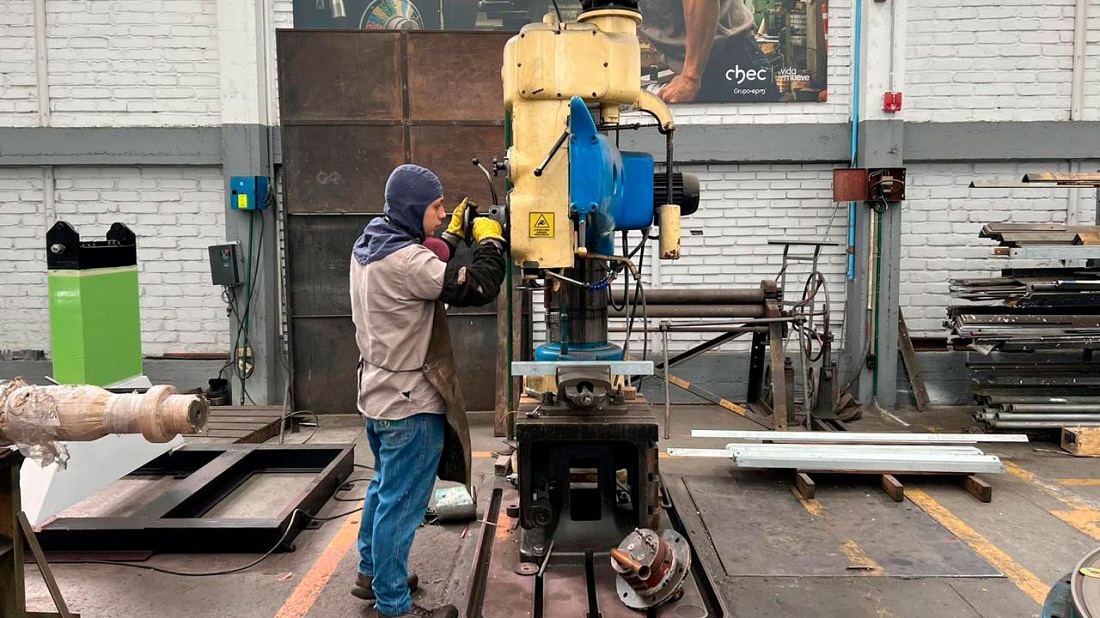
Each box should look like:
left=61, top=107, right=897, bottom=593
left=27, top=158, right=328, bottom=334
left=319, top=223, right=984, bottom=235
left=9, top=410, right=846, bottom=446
left=530, top=212, right=554, bottom=238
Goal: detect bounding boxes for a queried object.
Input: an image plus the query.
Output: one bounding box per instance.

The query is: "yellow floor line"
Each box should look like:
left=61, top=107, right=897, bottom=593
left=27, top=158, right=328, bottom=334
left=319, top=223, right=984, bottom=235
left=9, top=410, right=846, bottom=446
left=274, top=500, right=365, bottom=618
left=907, top=488, right=1048, bottom=605
left=1053, top=478, right=1100, bottom=486
left=472, top=451, right=494, bottom=459
left=840, top=540, right=883, bottom=575
left=790, top=485, right=824, bottom=516
left=1005, top=461, right=1100, bottom=542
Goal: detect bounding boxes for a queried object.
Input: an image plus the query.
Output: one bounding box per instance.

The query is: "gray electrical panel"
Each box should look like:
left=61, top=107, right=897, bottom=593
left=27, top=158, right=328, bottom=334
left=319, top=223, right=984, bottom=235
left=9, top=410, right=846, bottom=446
left=208, top=243, right=242, bottom=286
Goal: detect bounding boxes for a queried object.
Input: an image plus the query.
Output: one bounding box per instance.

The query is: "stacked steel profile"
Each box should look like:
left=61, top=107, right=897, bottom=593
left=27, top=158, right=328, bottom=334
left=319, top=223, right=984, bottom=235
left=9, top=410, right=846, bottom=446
left=945, top=223, right=1100, bottom=430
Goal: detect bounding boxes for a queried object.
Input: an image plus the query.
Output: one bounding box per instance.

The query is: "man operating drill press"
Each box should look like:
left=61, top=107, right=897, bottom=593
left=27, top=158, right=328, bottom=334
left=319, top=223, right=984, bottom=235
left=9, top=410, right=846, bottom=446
left=348, top=164, right=506, bottom=618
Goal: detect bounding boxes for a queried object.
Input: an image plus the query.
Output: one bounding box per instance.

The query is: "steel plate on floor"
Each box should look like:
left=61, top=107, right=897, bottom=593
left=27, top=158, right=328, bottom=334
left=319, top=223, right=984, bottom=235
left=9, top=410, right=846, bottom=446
left=668, top=474, right=1002, bottom=578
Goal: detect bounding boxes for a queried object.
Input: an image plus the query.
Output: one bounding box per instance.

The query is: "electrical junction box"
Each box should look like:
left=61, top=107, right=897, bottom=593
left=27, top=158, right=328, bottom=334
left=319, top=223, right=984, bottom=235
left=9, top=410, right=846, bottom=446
left=229, top=176, right=269, bottom=211
left=208, top=242, right=242, bottom=286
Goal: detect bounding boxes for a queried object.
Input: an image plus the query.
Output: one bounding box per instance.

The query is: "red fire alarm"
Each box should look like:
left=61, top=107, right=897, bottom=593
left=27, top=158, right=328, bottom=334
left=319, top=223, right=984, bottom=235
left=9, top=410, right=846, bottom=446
left=883, top=92, right=903, bottom=112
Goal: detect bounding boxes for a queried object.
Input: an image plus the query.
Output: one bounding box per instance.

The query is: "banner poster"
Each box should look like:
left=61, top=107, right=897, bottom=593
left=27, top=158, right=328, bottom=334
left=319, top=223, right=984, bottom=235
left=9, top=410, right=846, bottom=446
left=294, top=0, right=828, bottom=104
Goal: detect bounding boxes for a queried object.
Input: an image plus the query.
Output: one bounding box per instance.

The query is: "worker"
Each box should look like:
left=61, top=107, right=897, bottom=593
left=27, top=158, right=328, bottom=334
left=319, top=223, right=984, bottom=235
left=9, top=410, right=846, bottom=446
left=348, top=164, right=506, bottom=618
left=640, top=0, right=779, bottom=103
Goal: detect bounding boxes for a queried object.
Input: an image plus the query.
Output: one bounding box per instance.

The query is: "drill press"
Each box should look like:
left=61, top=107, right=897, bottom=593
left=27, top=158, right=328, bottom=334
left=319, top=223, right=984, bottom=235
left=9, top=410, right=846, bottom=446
left=467, top=1, right=712, bottom=615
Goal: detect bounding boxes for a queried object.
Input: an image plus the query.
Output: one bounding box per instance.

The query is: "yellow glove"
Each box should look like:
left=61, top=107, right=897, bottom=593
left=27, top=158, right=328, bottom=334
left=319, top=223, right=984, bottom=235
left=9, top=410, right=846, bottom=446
left=443, top=198, right=473, bottom=241
left=472, top=217, right=505, bottom=245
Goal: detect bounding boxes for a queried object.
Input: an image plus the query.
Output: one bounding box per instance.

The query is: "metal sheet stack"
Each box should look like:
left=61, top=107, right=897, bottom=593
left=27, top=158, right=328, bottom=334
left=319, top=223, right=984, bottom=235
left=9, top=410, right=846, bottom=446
left=946, top=224, right=1100, bottom=430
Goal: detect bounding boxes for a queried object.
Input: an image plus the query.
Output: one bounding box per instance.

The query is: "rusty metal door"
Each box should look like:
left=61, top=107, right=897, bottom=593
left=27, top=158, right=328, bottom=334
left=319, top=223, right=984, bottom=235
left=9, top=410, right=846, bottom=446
left=278, top=30, right=510, bottom=413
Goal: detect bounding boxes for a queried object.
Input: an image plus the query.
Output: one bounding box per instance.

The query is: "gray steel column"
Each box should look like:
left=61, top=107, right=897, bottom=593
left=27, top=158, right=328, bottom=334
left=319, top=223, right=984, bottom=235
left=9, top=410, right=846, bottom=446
left=217, top=0, right=283, bottom=406
left=840, top=0, right=907, bottom=412
left=221, top=125, right=282, bottom=406
left=860, top=120, right=904, bottom=410
left=840, top=186, right=873, bottom=405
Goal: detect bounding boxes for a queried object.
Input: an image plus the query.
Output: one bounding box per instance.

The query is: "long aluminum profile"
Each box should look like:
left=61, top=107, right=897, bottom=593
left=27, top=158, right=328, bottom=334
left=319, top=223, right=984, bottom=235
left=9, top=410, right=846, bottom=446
left=729, top=453, right=1005, bottom=474
left=510, top=361, right=655, bottom=376
left=666, top=446, right=1005, bottom=474
left=725, top=444, right=986, bottom=456
left=666, top=448, right=733, bottom=458
left=690, top=430, right=1029, bottom=444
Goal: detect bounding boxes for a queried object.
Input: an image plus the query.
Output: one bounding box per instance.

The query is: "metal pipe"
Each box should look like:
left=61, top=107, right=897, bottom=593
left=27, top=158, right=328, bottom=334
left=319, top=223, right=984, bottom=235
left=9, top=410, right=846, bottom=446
left=987, top=421, right=1100, bottom=430
left=991, top=413, right=1100, bottom=422
left=1003, top=403, right=1100, bottom=414
left=608, top=305, right=765, bottom=319
left=662, top=323, right=671, bottom=440
left=611, top=288, right=766, bottom=305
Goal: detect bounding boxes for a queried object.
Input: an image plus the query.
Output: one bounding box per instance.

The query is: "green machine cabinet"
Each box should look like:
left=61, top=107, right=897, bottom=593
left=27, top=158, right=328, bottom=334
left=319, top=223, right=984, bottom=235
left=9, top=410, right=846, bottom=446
left=47, top=221, right=143, bottom=387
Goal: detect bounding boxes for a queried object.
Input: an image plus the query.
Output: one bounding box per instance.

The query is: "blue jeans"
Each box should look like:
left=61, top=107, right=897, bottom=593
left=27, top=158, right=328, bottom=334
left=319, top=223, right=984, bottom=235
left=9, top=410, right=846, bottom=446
left=358, top=413, right=445, bottom=616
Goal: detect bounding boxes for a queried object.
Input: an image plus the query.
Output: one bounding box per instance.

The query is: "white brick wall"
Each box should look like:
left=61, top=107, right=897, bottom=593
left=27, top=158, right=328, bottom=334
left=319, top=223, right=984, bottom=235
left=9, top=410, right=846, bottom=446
left=644, top=163, right=848, bottom=351
left=901, top=161, right=1099, bottom=336
left=906, top=0, right=1077, bottom=122
left=45, top=0, right=221, bottom=127
left=275, top=0, right=294, bottom=28
left=0, top=166, right=230, bottom=357
left=0, top=0, right=39, bottom=126
left=0, top=169, right=49, bottom=352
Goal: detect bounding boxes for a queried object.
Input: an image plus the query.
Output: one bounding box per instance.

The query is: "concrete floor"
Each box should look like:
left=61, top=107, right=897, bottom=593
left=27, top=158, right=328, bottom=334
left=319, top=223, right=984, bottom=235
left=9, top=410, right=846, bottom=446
left=22, top=403, right=1100, bottom=618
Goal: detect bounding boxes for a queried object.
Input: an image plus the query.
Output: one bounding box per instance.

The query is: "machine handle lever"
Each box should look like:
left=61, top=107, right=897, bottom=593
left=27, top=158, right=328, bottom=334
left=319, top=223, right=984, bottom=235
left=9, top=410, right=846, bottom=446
left=533, top=129, right=569, bottom=177
left=471, top=158, right=499, bottom=205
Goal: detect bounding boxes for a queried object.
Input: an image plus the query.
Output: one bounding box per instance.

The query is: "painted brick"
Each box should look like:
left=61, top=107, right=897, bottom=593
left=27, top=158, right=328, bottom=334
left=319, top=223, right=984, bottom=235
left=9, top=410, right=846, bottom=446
left=0, top=0, right=39, bottom=127
left=906, top=0, right=1077, bottom=121
left=0, top=168, right=48, bottom=351
left=0, top=166, right=229, bottom=358
left=44, top=0, right=221, bottom=127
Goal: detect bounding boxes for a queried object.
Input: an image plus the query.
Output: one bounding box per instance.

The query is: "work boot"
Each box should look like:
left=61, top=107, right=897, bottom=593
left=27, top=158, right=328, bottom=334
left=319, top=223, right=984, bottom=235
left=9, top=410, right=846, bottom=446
left=380, top=604, right=459, bottom=618
left=351, top=573, right=420, bottom=600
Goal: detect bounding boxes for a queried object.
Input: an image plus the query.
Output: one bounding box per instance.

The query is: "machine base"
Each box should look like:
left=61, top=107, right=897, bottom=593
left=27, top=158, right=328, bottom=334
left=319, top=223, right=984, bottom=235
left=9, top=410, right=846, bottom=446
left=466, top=482, right=726, bottom=618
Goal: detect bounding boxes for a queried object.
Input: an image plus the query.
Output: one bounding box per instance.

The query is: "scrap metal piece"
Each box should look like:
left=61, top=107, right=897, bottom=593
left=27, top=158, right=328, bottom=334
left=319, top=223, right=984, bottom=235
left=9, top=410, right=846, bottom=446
left=611, top=528, right=691, bottom=610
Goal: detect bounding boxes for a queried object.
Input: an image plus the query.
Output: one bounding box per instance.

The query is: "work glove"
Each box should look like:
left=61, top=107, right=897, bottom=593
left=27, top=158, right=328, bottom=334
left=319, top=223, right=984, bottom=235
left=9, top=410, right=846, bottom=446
left=472, top=217, right=505, bottom=246
left=442, top=198, right=473, bottom=245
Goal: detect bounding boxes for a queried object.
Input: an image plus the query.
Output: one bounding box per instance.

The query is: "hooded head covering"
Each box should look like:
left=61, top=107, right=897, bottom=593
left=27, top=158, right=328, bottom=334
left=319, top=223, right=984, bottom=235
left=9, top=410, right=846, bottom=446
left=352, top=164, right=444, bottom=265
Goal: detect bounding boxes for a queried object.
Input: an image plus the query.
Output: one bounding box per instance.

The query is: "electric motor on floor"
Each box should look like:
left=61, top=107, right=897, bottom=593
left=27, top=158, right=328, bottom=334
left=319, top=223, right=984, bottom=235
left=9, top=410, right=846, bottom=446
left=610, top=527, right=692, bottom=610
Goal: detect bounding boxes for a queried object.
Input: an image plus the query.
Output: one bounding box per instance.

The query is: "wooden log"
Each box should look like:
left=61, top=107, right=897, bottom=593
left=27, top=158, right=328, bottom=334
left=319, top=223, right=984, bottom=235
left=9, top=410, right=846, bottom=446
left=0, top=380, right=207, bottom=446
